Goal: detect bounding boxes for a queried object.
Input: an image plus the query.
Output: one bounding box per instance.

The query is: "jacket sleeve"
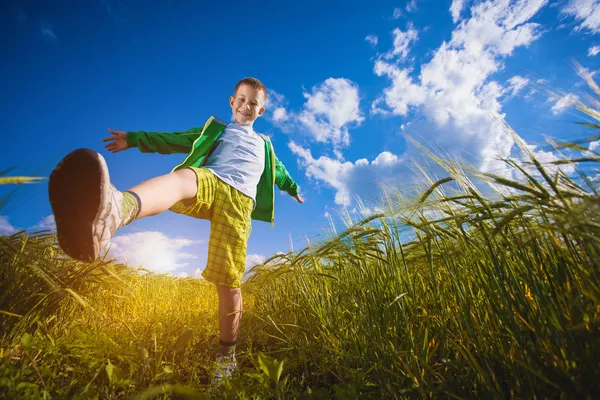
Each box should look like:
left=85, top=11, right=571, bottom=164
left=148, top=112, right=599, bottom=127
left=274, top=156, right=299, bottom=196
left=126, top=127, right=202, bottom=154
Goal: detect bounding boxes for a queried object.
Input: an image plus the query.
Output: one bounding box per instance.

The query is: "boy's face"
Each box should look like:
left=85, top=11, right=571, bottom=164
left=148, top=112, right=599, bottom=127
left=230, top=84, right=266, bottom=126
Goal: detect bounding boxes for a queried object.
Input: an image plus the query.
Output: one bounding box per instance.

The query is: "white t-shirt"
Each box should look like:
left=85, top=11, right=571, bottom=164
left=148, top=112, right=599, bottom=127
left=203, top=123, right=266, bottom=202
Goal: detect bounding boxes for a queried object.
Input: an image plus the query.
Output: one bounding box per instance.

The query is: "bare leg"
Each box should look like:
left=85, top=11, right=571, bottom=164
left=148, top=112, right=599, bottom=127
left=128, top=168, right=197, bottom=219
left=216, top=284, right=243, bottom=343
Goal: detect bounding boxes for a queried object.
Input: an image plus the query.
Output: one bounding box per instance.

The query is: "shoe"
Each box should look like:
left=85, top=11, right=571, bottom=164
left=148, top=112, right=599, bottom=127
left=49, top=149, right=123, bottom=262
left=212, top=354, right=237, bottom=384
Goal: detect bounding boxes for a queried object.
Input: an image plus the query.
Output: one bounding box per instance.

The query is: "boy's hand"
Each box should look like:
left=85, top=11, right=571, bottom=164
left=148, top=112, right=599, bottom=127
left=103, top=128, right=129, bottom=153
left=294, top=194, right=304, bottom=203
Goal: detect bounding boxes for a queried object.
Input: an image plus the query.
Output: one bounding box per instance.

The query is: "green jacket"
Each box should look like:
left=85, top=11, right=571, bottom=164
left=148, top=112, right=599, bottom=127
left=126, top=116, right=299, bottom=224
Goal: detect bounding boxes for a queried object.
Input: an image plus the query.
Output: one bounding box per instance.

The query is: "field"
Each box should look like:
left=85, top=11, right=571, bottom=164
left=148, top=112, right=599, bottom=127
left=1, top=79, right=600, bottom=399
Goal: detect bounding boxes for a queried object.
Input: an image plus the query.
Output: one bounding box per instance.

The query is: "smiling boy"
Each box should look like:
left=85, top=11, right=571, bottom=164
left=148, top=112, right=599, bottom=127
left=49, top=77, right=303, bottom=381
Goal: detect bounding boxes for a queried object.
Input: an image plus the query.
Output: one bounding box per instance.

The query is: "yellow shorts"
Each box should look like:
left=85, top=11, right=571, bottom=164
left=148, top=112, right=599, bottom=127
left=169, top=167, right=253, bottom=288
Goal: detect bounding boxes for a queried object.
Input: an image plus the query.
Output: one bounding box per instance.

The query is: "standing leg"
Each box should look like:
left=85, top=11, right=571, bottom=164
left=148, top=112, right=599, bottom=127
left=213, top=284, right=242, bottom=381
left=216, top=284, right=243, bottom=344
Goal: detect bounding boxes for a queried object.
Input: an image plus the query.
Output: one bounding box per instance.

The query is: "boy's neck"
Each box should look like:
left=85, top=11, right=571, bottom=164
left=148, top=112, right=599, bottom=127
left=234, top=121, right=254, bottom=128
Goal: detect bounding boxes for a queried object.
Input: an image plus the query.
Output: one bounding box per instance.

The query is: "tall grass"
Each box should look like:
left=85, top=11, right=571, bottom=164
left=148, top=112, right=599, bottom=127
left=1, top=72, right=599, bottom=398
left=241, top=72, right=600, bottom=398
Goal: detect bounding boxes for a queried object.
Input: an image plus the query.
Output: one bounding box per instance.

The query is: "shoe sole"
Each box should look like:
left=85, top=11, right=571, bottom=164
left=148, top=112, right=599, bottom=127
left=49, top=148, right=109, bottom=262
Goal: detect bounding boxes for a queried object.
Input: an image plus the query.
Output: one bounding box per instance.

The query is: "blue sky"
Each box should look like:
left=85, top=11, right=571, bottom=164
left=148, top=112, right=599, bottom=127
left=2, top=0, right=599, bottom=277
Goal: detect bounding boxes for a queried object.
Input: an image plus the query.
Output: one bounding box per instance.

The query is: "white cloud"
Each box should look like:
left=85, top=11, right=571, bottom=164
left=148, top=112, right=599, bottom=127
left=265, top=89, right=290, bottom=124
left=521, top=144, right=576, bottom=176
left=192, top=268, right=203, bottom=279
left=365, top=34, right=378, bottom=46
left=506, top=75, right=529, bottom=98
left=109, top=231, right=200, bottom=274
left=550, top=93, right=579, bottom=114
left=589, top=45, right=600, bottom=56
left=405, top=0, right=418, bottom=13
left=272, top=107, right=289, bottom=123
left=40, top=19, right=57, bottom=41
left=246, top=254, right=266, bottom=269
left=32, top=215, right=56, bottom=231
left=0, top=216, right=18, bottom=235
left=583, top=140, right=600, bottom=157
left=392, top=8, right=403, bottom=20
left=242, top=253, right=267, bottom=281
left=561, top=0, right=600, bottom=34
left=297, top=78, right=364, bottom=148
left=384, top=24, right=419, bottom=61
left=372, top=62, right=426, bottom=115
left=268, top=80, right=363, bottom=149
left=289, top=142, right=406, bottom=206
left=450, top=0, right=467, bottom=23
left=372, top=0, right=549, bottom=176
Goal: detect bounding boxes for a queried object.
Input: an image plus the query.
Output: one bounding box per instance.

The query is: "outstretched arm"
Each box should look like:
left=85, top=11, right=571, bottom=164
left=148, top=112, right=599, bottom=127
left=274, top=157, right=303, bottom=203
left=103, top=129, right=129, bottom=153
left=103, top=127, right=202, bottom=154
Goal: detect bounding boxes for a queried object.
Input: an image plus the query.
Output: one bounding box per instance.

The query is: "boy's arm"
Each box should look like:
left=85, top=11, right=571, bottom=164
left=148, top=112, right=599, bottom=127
left=274, top=156, right=302, bottom=201
left=126, top=127, right=202, bottom=154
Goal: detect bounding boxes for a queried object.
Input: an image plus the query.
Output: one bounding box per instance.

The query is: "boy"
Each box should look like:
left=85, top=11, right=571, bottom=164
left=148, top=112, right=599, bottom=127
left=48, top=77, right=303, bottom=381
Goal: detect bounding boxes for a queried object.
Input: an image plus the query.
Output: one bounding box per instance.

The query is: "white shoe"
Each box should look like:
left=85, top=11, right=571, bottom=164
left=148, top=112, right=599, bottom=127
left=49, top=149, right=123, bottom=262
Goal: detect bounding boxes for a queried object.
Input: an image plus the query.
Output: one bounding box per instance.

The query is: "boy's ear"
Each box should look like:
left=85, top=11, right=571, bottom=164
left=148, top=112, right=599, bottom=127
left=258, top=106, right=265, bottom=117
left=229, top=96, right=235, bottom=107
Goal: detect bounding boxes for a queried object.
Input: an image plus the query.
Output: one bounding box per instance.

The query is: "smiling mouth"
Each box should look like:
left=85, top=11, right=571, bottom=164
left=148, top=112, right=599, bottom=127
left=237, top=111, right=251, bottom=116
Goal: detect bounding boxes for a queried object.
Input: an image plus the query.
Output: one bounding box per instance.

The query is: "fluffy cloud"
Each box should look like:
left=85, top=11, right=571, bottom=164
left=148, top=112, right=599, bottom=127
left=372, top=0, right=549, bottom=176
left=32, top=215, right=56, bottom=231
left=265, top=89, right=291, bottom=124
left=271, top=79, right=364, bottom=150
left=506, top=75, right=529, bottom=98
left=289, top=142, right=407, bottom=206
left=450, top=0, right=467, bottom=23
left=392, top=8, right=403, bottom=20
left=298, top=78, right=364, bottom=147
left=272, top=107, right=289, bottom=123
left=192, top=268, right=203, bottom=279
left=521, top=144, right=576, bottom=177
left=0, top=216, right=17, bottom=235
left=550, top=93, right=579, bottom=115
left=589, top=45, right=600, bottom=56
left=583, top=140, right=600, bottom=157
left=365, top=34, right=378, bottom=46
left=246, top=254, right=266, bottom=269
left=1, top=215, right=56, bottom=235
left=561, top=0, right=600, bottom=34
left=405, top=0, right=418, bottom=13
left=109, top=231, right=200, bottom=274
left=384, top=24, right=419, bottom=61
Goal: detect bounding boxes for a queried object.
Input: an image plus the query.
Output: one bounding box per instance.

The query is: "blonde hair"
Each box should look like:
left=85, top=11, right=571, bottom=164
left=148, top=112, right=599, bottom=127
left=234, top=77, right=267, bottom=103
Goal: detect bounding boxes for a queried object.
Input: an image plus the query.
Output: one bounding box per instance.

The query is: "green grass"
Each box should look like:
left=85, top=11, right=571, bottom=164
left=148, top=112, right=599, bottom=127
left=1, top=73, right=600, bottom=399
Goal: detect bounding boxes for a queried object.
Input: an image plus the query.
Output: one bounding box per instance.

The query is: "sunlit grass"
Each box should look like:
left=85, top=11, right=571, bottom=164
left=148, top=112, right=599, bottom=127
left=1, top=72, right=600, bottom=398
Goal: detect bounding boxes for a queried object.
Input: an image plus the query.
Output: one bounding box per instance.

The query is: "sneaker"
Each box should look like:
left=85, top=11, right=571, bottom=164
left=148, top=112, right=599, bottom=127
left=49, top=148, right=123, bottom=262
left=212, top=354, right=237, bottom=384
